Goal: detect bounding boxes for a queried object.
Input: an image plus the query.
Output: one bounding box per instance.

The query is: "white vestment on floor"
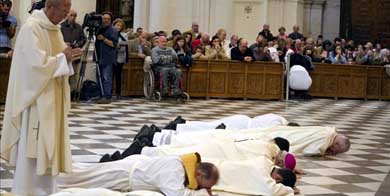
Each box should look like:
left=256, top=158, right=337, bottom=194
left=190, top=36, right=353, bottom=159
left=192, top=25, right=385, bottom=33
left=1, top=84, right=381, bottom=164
left=51, top=188, right=164, bottom=196
left=208, top=157, right=294, bottom=196
left=143, top=137, right=280, bottom=163
left=169, top=126, right=337, bottom=156
left=57, top=155, right=209, bottom=196
left=237, top=126, right=338, bottom=155
left=176, top=114, right=288, bottom=133
left=0, top=10, right=74, bottom=196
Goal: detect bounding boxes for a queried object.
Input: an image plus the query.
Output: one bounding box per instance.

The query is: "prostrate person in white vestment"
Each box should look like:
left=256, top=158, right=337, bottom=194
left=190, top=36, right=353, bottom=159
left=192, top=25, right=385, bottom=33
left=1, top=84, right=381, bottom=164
left=0, top=0, right=83, bottom=195
left=163, top=125, right=350, bottom=156
left=175, top=113, right=289, bottom=133
left=140, top=138, right=297, bottom=195
left=142, top=136, right=295, bottom=170
left=51, top=188, right=164, bottom=196
left=57, top=153, right=219, bottom=196
left=237, top=125, right=350, bottom=156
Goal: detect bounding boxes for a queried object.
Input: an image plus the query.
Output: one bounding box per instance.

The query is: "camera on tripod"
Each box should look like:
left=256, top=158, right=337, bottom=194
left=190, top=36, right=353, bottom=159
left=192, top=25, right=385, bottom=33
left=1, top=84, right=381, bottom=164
left=82, top=12, right=103, bottom=35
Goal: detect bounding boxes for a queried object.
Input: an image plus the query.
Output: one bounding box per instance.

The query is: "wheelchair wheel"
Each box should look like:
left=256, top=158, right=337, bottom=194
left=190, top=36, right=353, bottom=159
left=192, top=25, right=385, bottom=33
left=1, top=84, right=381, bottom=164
left=143, top=71, right=154, bottom=99
left=177, top=92, right=190, bottom=103
left=152, top=91, right=162, bottom=102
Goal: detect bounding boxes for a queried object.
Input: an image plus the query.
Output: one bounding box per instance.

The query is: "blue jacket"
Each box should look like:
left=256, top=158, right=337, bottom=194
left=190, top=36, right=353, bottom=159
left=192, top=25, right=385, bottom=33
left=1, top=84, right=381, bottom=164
left=96, top=25, right=118, bottom=65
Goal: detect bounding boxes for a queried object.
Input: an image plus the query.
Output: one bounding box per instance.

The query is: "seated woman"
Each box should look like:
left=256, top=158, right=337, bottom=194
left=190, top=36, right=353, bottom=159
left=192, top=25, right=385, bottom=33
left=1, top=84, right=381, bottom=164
left=330, top=45, right=347, bottom=64
left=192, top=46, right=208, bottom=60
left=173, top=36, right=193, bottom=68
left=253, top=45, right=273, bottom=61
left=205, top=35, right=228, bottom=60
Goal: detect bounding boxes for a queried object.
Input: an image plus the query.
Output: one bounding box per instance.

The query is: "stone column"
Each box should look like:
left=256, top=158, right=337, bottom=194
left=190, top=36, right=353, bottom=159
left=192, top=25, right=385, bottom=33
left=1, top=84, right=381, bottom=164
left=302, top=0, right=325, bottom=38
left=133, top=0, right=150, bottom=30
left=322, top=0, right=340, bottom=40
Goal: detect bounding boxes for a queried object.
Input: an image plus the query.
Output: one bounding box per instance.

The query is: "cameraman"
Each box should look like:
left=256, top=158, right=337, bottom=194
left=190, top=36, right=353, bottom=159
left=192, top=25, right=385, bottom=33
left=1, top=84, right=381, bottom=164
left=95, top=11, right=118, bottom=104
left=0, top=0, right=17, bottom=57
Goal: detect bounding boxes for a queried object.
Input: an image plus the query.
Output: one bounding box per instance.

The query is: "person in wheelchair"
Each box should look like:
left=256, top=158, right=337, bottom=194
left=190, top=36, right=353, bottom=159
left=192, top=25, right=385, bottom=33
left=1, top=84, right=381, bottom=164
left=151, top=36, right=183, bottom=97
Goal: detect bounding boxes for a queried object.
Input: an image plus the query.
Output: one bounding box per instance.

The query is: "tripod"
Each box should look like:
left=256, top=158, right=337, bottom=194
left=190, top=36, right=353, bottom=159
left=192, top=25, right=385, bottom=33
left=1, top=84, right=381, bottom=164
left=75, top=28, right=105, bottom=101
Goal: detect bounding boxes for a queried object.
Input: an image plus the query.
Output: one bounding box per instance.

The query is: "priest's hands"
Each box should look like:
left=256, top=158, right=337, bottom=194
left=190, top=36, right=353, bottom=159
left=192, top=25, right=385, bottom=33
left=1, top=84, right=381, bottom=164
left=294, top=168, right=305, bottom=175
left=63, top=46, right=83, bottom=63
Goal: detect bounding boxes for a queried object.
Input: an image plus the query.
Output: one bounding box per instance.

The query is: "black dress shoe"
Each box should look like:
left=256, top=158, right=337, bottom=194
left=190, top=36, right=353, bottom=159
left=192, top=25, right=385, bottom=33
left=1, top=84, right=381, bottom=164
left=287, top=122, right=300, bottom=126
left=133, top=125, right=151, bottom=141
left=215, top=123, right=226, bottom=129
left=173, top=116, right=186, bottom=124
left=121, top=140, right=144, bottom=158
left=110, top=150, right=122, bottom=161
left=99, top=154, right=112, bottom=163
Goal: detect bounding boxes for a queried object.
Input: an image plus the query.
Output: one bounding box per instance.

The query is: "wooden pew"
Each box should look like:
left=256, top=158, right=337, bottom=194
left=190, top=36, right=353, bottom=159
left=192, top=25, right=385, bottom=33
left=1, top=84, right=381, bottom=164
left=0, top=57, right=11, bottom=103
left=366, top=65, right=390, bottom=100
left=309, top=63, right=368, bottom=99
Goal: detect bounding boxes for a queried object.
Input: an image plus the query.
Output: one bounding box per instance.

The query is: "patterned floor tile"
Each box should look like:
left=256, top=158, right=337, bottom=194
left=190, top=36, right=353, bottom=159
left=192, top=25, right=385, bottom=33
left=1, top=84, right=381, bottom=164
left=0, top=98, right=389, bottom=195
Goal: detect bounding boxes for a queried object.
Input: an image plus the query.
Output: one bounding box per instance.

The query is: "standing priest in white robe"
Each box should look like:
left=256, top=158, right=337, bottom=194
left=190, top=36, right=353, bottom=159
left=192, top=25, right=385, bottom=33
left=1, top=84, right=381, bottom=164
left=0, top=0, right=82, bottom=195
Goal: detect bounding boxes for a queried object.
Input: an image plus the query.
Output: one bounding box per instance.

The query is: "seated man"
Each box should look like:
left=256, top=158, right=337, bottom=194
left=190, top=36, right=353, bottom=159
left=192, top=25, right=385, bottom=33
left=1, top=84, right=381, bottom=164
left=231, top=39, right=255, bottom=62
left=58, top=153, right=219, bottom=196
left=128, top=31, right=152, bottom=72
left=151, top=36, right=182, bottom=97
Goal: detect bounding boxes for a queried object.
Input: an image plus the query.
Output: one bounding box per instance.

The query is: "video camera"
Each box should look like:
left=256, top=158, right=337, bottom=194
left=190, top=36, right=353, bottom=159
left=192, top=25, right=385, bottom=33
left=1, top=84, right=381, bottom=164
left=0, top=11, right=11, bottom=28
left=82, top=12, right=102, bottom=34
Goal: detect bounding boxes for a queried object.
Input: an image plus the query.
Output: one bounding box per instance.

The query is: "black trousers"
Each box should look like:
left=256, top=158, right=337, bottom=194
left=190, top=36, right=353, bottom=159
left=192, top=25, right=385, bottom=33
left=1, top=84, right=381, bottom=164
left=113, top=62, right=124, bottom=96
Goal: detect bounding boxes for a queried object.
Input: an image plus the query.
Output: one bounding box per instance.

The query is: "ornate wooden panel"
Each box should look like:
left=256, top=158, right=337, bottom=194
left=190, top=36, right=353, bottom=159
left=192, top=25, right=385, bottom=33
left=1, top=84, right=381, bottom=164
left=208, top=61, right=229, bottom=97
left=187, top=61, right=208, bottom=97
left=310, top=64, right=368, bottom=99
left=367, top=66, right=390, bottom=100
left=341, top=0, right=390, bottom=47
left=122, top=57, right=144, bottom=96
left=0, top=58, right=11, bottom=103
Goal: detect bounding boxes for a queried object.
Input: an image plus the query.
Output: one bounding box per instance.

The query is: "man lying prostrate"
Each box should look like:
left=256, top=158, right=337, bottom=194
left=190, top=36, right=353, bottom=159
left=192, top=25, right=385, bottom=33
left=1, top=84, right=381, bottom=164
left=236, top=125, right=350, bottom=156
left=101, top=130, right=290, bottom=163
left=166, top=125, right=349, bottom=156
left=51, top=188, right=164, bottom=196
left=141, top=137, right=296, bottom=170
left=58, top=153, right=219, bottom=196
left=171, top=114, right=292, bottom=133
left=207, top=157, right=297, bottom=196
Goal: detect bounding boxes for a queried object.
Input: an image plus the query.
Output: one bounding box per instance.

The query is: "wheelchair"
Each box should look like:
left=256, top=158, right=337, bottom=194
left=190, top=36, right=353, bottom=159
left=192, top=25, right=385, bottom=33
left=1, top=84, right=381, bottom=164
left=143, top=66, right=190, bottom=102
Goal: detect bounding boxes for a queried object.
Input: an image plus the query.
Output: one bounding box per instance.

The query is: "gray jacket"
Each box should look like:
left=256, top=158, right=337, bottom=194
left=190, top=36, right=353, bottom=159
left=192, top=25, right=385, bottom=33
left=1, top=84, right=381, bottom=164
left=151, top=46, right=178, bottom=68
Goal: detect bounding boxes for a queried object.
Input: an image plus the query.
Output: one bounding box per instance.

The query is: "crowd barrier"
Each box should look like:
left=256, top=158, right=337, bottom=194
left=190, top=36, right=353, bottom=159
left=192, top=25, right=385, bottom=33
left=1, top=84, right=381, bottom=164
left=1, top=57, right=389, bottom=103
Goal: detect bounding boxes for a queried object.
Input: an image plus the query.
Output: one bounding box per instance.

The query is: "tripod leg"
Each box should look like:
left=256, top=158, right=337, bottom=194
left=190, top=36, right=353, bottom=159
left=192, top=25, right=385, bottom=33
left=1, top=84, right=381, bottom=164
left=94, top=49, right=105, bottom=97
left=75, top=38, right=91, bottom=101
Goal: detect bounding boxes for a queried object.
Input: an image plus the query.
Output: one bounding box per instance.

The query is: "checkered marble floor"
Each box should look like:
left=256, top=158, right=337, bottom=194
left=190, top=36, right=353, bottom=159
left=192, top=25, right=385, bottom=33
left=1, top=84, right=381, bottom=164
left=1, top=98, right=389, bottom=195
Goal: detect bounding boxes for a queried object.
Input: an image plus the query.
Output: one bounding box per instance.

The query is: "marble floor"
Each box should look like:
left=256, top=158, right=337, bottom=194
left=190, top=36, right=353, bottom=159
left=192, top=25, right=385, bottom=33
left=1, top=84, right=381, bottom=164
left=1, top=98, right=389, bottom=195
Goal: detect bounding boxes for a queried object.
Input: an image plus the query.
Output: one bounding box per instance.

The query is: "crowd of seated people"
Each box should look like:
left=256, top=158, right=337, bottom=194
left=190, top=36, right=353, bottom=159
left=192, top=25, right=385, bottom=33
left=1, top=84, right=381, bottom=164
left=124, top=23, right=389, bottom=67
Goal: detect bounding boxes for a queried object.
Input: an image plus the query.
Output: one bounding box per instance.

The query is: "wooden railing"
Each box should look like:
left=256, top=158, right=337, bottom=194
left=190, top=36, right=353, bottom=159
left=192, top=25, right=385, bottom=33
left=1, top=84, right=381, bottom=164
left=0, top=57, right=11, bottom=103
left=1, top=57, right=389, bottom=103
left=120, top=58, right=285, bottom=100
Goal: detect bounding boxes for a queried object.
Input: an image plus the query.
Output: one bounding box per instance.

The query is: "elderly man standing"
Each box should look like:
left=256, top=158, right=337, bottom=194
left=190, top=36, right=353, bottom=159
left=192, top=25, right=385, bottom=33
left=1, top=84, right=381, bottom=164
left=288, top=25, right=304, bottom=40
left=185, top=22, right=202, bottom=41
left=61, top=9, right=86, bottom=94
left=0, top=0, right=82, bottom=195
left=151, top=36, right=182, bottom=97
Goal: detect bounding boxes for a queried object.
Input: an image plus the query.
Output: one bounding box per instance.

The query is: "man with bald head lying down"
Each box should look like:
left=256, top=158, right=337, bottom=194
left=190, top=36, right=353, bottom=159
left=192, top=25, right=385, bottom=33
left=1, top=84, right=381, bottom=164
left=58, top=153, right=219, bottom=196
